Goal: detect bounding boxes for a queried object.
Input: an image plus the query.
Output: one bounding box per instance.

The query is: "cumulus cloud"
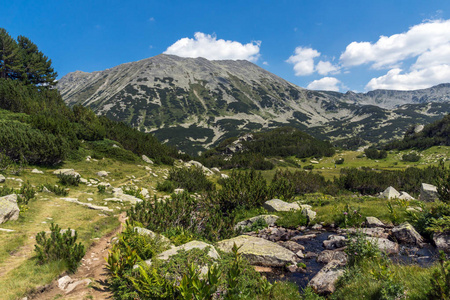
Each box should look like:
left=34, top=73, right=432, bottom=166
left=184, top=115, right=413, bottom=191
left=340, top=19, right=450, bottom=69
left=316, top=60, right=340, bottom=75
left=286, top=47, right=320, bottom=76
left=307, top=77, right=341, bottom=91
left=287, top=47, right=339, bottom=76
left=366, top=65, right=450, bottom=90
left=164, top=32, right=261, bottom=62
left=336, top=19, right=450, bottom=90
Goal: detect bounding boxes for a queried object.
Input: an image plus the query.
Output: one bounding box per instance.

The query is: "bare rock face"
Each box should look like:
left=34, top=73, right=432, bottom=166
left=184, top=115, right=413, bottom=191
left=0, top=194, right=20, bottom=224
left=392, top=222, right=424, bottom=246
left=308, top=260, right=344, bottom=294
left=418, top=183, right=439, bottom=202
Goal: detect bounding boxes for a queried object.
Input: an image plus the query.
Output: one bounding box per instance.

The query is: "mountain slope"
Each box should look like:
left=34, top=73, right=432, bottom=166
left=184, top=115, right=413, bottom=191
left=57, top=54, right=450, bottom=155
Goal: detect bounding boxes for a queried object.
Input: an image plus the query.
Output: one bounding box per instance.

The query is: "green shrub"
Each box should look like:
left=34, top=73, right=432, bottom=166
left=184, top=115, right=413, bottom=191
left=276, top=210, right=308, bottom=228
left=41, top=183, right=68, bottom=196
left=402, top=152, right=420, bottom=162
left=34, top=223, right=85, bottom=273
left=335, top=158, right=345, bottom=165
left=428, top=251, right=450, bottom=299
left=97, top=184, right=106, bottom=193
left=303, top=164, right=314, bottom=170
left=364, top=148, right=387, bottom=160
left=243, top=217, right=268, bottom=232
left=156, top=180, right=175, bottom=193
left=57, top=173, right=80, bottom=186
left=18, top=181, right=35, bottom=205
left=123, top=186, right=145, bottom=200
left=168, top=167, right=215, bottom=193
left=345, top=230, right=380, bottom=266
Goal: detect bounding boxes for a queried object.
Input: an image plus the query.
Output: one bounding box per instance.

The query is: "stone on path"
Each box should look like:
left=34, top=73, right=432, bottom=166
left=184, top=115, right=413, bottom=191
left=263, top=199, right=300, bottom=212
left=0, top=194, right=20, bottom=224
left=418, top=183, right=439, bottom=202
left=216, top=235, right=297, bottom=267
left=308, top=260, right=344, bottom=294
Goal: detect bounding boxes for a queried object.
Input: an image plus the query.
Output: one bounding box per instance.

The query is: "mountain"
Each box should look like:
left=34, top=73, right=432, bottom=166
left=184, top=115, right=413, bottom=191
left=57, top=54, right=450, bottom=155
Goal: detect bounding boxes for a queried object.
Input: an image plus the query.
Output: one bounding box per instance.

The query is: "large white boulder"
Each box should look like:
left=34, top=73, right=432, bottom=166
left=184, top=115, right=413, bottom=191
left=216, top=235, right=297, bottom=267
left=0, top=194, right=20, bottom=224
left=418, top=183, right=439, bottom=202
left=382, top=186, right=400, bottom=199
left=263, top=199, right=300, bottom=212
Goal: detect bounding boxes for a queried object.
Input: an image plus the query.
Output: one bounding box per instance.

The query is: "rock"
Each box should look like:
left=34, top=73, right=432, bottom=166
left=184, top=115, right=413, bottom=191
left=174, top=188, right=185, bottom=194
left=221, top=173, right=229, bottom=179
left=433, top=232, right=450, bottom=253
left=382, top=186, right=400, bottom=199
left=367, top=237, right=399, bottom=255
left=263, top=199, right=300, bottom=212
left=418, top=183, right=439, bottom=202
left=31, top=169, right=44, bottom=174
left=317, top=250, right=347, bottom=265
left=365, top=216, right=385, bottom=228
left=53, top=169, right=80, bottom=177
left=97, top=171, right=108, bottom=177
left=399, top=191, right=415, bottom=200
left=79, top=178, right=88, bottom=184
left=302, top=208, right=316, bottom=222
left=60, top=229, right=76, bottom=237
left=277, top=241, right=305, bottom=253
left=308, top=260, right=344, bottom=294
left=58, top=275, right=72, bottom=290
left=311, top=224, right=323, bottom=230
left=151, top=241, right=219, bottom=262
left=291, top=234, right=317, bottom=241
left=216, top=235, right=297, bottom=267
left=0, top=174, right=5, bottom=183
left=310, top=160, right=319, bottom=164
left=0, top=194, right=20, bottom=224
left=112, top=144, right=119, bottom=148
left=211, top=167, right=220, bottom=174
left=142, top=155, right=154, bottom=164
left=323, top=235, right=346, bottom=250
left=392, top=222, right=424, bottom=246
left=112, top=189, right=142, bottom=204
left=406, top=206, right=423, bottom=213
left=414, top=124, right=424, bottom=133
left=235, top=215, right=279, bottom=230
left=346, top=227, right=388, bottom=239
left=134, top=227, right=172, bottom=245
left=296, top=250, right=305, bottom=258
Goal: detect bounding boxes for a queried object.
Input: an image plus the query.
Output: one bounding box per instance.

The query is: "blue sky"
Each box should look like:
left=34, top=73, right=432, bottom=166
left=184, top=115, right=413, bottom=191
left=2, top=0, right=450, bottom=92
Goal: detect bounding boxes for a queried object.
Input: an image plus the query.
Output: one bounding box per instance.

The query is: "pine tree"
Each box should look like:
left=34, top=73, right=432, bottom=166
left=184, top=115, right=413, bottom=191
left=17, top=35, right=57, bottom=86
left=0, top=28, right=22, bottom=80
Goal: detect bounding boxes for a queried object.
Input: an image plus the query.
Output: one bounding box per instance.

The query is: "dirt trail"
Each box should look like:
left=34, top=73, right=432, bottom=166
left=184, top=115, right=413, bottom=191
left=29, top=213, right=126, bottom=300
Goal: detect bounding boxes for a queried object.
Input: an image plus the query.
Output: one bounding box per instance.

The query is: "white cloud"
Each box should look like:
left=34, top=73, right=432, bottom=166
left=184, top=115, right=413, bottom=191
left=340, top=19, right=450, bottom=69
left=307, top=77, right=341, bottom=91
left=366, top=65, right=450, bottom=90
left=286, top=47, right=320, bottom=76
left=316, top=60, right=340, bottom=75
left=262, top=61, right=269, bottom=65
left=164, top=32, right=261, bottom=62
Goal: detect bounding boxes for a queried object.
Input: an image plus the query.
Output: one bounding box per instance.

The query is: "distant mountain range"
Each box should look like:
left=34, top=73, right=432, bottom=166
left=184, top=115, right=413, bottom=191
left=57, top=54, right=450, bottom=155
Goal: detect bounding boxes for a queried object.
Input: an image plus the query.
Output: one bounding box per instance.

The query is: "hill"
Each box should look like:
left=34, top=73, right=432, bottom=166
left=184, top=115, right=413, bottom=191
left=57, top=54, right=450, bottom=155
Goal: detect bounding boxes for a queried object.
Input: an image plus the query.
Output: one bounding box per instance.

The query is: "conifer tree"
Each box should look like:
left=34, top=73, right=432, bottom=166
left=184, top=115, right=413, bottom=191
left=17, top=35, right=57, bottom=86
left=0, top=28, right=22, bottom=80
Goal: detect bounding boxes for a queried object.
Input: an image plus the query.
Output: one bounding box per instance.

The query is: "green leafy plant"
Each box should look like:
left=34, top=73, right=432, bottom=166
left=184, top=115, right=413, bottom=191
left=34, top=223, right=85, bottom=273
left=345, top=230, right=380, bottom=266
left=97, top=184, right=106, bottom=193
left=57, top=173, right=80, bottom=186
left=428, top=251, right=450, bottom=299
left=370, top=260, right=405, bottom=300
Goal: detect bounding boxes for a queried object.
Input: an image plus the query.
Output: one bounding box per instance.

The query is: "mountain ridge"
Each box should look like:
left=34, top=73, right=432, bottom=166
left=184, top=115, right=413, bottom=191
left=57, top=54, right=450, bottom=155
